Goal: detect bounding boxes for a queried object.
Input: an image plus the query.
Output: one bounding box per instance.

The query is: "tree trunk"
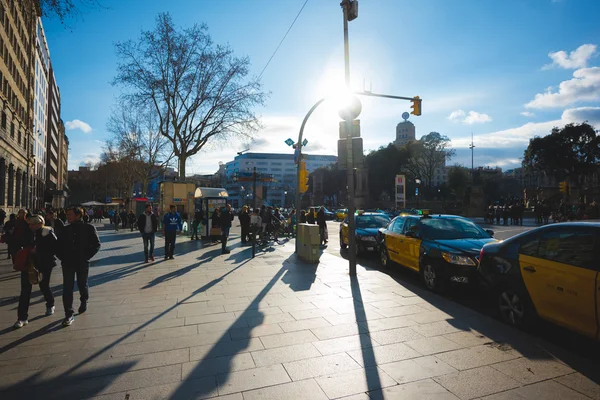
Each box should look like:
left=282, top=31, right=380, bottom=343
left=179, top=156, right=186, bottom=179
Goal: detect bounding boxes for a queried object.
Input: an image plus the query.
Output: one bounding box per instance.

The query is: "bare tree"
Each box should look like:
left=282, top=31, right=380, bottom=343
left=39, top=0, right=104, bottom=21
left=113, top=13, right=266, bottom=178
left=404, top=132, right=455, bottom=189
left=107, top=100, right=173, bottom=197
left=100, top=141, right=138, bottom=199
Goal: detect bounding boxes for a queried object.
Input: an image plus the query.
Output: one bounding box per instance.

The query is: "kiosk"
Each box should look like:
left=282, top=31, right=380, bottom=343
left=194, top=187, right=229, bottom=238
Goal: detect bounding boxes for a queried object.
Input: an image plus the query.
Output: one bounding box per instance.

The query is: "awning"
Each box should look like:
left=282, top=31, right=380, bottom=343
left=194, top=187, right=229, bottom=199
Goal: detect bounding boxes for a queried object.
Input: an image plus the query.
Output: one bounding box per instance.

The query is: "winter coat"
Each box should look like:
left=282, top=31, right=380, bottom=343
left=58, top=221, right=101, bottom=266
left=32, top=226, right=58, bottom=271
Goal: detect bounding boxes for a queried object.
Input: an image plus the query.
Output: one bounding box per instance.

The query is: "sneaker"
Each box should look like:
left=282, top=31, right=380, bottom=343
left=78, top=302, right=88, bottom=314
left=13, top=320, right=28, bottom=329
left=151, top=255, right=155, bottom=261
left=46, top=306, right=55, bottom=316
left=222, top=249, right=231, bottom=254
left=62, top=316, right=75, bottom=327
left=169, top=256, right=175, bottom=260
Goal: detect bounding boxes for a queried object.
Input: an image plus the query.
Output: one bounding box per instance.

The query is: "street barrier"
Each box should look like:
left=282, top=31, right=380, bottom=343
left=297, top=223, right=321, bottom=263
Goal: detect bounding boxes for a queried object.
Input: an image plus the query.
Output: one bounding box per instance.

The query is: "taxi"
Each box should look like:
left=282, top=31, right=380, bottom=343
left=478, top=222, right=600, bottom=340
left=335, top=209, right=348, bottom=221
left=340, top=211, right=390, bottom=256
left=378, top=212, right=496, bottom=291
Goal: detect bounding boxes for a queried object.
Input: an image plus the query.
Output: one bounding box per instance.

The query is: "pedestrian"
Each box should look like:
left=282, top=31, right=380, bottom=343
left=219, top=204, right=234, bottom=254
left=299, top=210, right=307, bottom=223
left=128, top=210, right=136, bottom=232
left=306, top=207, right=316, bottom=224
left=289, top=209, right=297, bottom=237
left=191, top=209, right=203, bottom=240
left=211, top=208, right=221, bottom=243
left=162, top=205, right=182, bottom=260
left=120, top=210, right=128, bottom=229
left=250, top=208, right=261, bottom=243
left=317, top=207, right=328, bottom=245
left=113, top=211, right=120, bottom=232
left=45, top=210, right=65, bottom=238
left=259, top=205, right=267, bottom=235
left=137, top=203, right=158, bottom=263
left=11, top=209, right=30, bottom=258
left=13, top=215, right=57, bottom=329
left=3, top=214, right=16, bottom=259
left=239, top=206, right=250, bottom=245
left=0, top=208, right=6, bottom=225
left=57, top=207, right=101, bottom=327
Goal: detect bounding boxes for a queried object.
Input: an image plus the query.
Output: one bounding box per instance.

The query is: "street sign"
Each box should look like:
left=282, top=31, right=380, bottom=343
left=395, top=175, right=406, bottom=208
left=285, top=138, right=294, bottom=146
left=302, top=138, right=308, bottom=146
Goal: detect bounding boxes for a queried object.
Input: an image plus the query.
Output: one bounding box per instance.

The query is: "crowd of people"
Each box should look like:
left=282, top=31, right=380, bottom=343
left=484, top=198, right=600, bottom=225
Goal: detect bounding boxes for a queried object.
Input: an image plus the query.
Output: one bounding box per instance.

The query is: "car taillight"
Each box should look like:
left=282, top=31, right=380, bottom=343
left=479, top=248, right=485, bottom=263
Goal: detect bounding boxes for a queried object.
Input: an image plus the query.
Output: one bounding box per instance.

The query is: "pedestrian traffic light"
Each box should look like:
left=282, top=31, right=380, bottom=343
left=298, top=161, right=309, bottom=193
left=410, top=96, right=422, bottom=116
left=559, top=181, right=567, bottom=193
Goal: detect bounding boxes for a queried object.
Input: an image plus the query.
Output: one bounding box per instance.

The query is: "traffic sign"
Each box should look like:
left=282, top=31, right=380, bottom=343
left=285, top=138, right=294, bottom=146
left=302, top=138, right=308, bottom=146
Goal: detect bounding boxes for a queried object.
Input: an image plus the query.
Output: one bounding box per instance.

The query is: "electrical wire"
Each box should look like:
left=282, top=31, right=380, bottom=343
left=257, top=0, right=309, bottom=80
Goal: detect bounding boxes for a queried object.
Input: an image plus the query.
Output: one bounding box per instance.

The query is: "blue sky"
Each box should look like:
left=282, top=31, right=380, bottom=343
left=43, top=0, right=600, bottom=173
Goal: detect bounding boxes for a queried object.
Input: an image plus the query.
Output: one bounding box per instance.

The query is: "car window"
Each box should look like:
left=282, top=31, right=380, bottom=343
left=392, top=217, right=406, bottom=233
left=519, top=236, right=540, bottom=257
left=355, top=215, right=390, bottom=229
left=537, top=230, right=596, bottom=269
left=418, top=217, right=490, bottom=240
left=387, top=220, right=396, bottom=232
left=402, top=218, right=418, bottom=235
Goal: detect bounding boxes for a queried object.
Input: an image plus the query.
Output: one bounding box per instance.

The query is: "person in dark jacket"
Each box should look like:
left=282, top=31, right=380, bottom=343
left=306, top=207, right=316, bottom=224
left=45, top=210, right=65, bottom=238
left=3, top=213, right=16, bottom=259
left=57, top=207, right=101, bottom=327
left=128, top=210, right=137, bottom=231
left=162, top=205, right=182, bottom=260
left=211, top=209, right=221, bottom=243
left=299, top=210, right=307, bottom=224
left=219, top=204, right=234, bottom=254
left=317, top=207, right=328, bottom=245
left=14, top=215, right=57, bottom=329
left=137, top=203, right=158, bottom=262
left=12, top=209, right=31, bottom=257
left=238, top=206, right=250, bottom=244
left=191, top=209, right=203, bottom=240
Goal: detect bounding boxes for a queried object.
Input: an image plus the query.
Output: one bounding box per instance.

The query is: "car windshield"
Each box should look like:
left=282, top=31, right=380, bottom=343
left=419, top=217, right=490, bottom=240
left=356, top=215, right=390, bottom=229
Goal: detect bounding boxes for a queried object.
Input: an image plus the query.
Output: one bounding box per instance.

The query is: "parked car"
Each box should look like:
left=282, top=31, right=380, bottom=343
left=478, top=222, right=600, bottom=340
left=340, top=212, right=390, bottom=256
left=335, top=209, right=348, bottom=221
left=378, top=212, right=496, bottom=291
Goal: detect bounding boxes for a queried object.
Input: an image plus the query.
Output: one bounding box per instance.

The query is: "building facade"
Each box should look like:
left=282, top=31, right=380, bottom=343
left=32, top=16, right=49, bottom=210
left=0, top=0, right=39, bottom=215
left=393, top=120, right=416, bottom=148
left=56, top=119, right=68, bottom=207
left=45, top=62, right=63, bottom=206
left=224, top=152, right=338, bottom=207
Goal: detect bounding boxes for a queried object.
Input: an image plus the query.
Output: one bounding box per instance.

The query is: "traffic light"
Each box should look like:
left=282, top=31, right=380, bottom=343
left=410, top=96, right=422, bottom=116
left=559, top=181, right=567, bottom=193
left=298, top=161, right=309, bottom=193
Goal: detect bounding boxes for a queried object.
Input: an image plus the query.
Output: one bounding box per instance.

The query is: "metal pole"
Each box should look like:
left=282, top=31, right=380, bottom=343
left=342, top=1, right=357, bottom=276
left=252, top=167, right=256, bottom=258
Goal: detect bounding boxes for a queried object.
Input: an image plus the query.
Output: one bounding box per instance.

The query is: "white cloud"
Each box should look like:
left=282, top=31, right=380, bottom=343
left=543, top=44, right=597, bottom=70
left=525, top=67, right=600, bottom=109
left=520, top=111, right=535, bottom=117
left=65, top=119, right=93, bottom=133
left=448, top=109, right=492, bottom=124
left=561, top=106, right=600, bottom=126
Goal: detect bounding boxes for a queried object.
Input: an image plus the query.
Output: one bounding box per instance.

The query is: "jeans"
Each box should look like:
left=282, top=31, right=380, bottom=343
left=165, top=230, right=176, bottom=257
left=241, top=225, right=249, bottom=243
left=62, top=263, right=89, bottom=318
left=142, top=232, right=155, bottom=258
left=18, top=268, right=54, bottom=321
left=191, top=222, right=199, bottom=239
left=221, top=227, right=230, bottom=249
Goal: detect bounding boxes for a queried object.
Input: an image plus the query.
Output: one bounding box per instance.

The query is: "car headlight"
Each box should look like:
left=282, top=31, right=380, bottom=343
left=442, top=252, right=476, bottom=266
left=358, top=236, right=377, bottom=242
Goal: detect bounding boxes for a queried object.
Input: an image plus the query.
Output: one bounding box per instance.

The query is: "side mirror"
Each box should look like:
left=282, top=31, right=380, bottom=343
left=486, top=229, right=494, bottom=237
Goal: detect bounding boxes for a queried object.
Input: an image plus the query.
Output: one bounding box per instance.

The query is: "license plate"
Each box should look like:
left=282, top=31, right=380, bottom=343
left=366, top=247, right=374, bottom=251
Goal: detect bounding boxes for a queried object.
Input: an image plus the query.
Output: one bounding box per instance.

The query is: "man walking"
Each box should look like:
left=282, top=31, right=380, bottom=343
left=191, top=209, right=203, bottom=240
left=220, top=204, right=234, bottom=254
left=138, top=203, right=158, bottom=263
left=162, top=205, right=182, bottom=260
left=45, top=210, right=65, bottom=237
left=57, top=207, right=101, bottom=327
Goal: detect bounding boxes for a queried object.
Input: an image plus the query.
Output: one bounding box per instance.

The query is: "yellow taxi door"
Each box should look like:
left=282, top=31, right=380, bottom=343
left=396, top=217, right=419, bottom=270
left=519, top=229, right=597, bottom=339
left=385, top=217, right=405, bottom=264
left=404, top=236, right=422, bottom=271
left=341, top=220, right=349, bottom=246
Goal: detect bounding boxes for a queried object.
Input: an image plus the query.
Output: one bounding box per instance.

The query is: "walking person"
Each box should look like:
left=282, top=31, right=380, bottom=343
left=220, top=204, right=234, bottom=254
left=162, top=205, right=182, bottom=260
left=317, top=207, right=328, bottom=246
left=0, top=208, right=6, bottom=225
left=11, top=209, right=30, bottom=258
left=57, top=207, right=101, bottom=327
left=239, top=206, right=250, bottom=245
left=191, top=209, right=203, bottom=240
left=128, top=210, right=136, bottom=232
left=14, top=215, right=57, bottom=329
left=211, top=208, right=221, bottom=243
left=45, top=210, right=65, bottom=238
left=113, top=211, right=120, bottom=232
left=299, top=210, right=307, bottom=223
left=306, top=207, right=316, bottom=224
left=3, top=214, right=16, bottom=259
left=138, top=203, right=158, bottom=263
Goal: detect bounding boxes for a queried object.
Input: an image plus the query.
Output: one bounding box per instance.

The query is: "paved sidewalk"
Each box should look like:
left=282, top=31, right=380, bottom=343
left=0, top=224, right=599, bottom=399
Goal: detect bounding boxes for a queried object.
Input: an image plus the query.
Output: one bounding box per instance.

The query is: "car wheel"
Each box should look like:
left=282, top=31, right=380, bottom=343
left=420, top=263, right=442, bottom=292
left=355, top=242, right=362, bottom=258
left=498, top=288, right=534, bottom=329
left=340, top=234, right=347, bottom=249
left=380, top=246, right=391, bottom=268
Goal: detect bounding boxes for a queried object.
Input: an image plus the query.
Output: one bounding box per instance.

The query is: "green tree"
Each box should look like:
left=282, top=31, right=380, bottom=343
left=447, top=165, right=471, bottom=200
left=523, top=122, right=600, bottom=189
left=365, top=144, right=408, bottom=202
left=404, top=132, right=455, bottom=189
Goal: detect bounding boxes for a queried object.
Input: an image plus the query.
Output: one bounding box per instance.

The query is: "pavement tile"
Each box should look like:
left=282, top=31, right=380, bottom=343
left=434, top=365, right=521, bottom=400
left=0, top=338, right=89, bottom=361
left=242, top=378, right=328, bottom=400
left=185, top=312, right=237, bottom=325
left=555, top=373, right=600, bottom=400
left=289, top=307, right=339, bottom=320
left=434, top=344, right=521, bottom=371
left=367, top=327, right=424, bottom=345
left=370, top=378, right=460, bottom=400
left=246, top=312, right=296, bottom=326
left=0, top=354, right=51, bottom=374
left=358, top=316, right=418, bottom=332
left=111, top=330, right=228, bottom=358
left=442, top=331, right=498, bottom=348
left=229, top=323, right=284, bottom=340
left=141, top=325, right=199, bottom=341
left=129, top=316, right=186, bottom=331
left=216, top=364, right=291, bottom=395
left=177, top=304, right=226, bottom=318
left=315, top=366, right=398, bottom=399
left=259, top=330, right=319, bottom=349
left=278, top=317, right=332, bottom=332
left=348, top=342, right=421, bottom=366
left=313, top=333, right=379, bottom=355
left=490, top=357, right=575, bottom=385
left=408, top=310, right=454, bottom=324
left=410, top=320, right=468, bottom=338
left=310, top=322, right=368, bottom=340
left=404, top=336, right=464, bottom=356
left=190, top=337, right=264, bottom=361
left=92, top=376, right=219, bottom=400
left=182, top=352, right=255, bottom=379
left=283, top=353, right=362, bottom=380
left=250, top=342, right=322, bottom=367
left=196, top=319, right=248, bottom=334
left=278, top=303, right=317, bottom=313
left=481, top=380, right=590, bottom=400
left=378, top=355, right=458, bottom=384
left=374, top=305, right=428, bottom=318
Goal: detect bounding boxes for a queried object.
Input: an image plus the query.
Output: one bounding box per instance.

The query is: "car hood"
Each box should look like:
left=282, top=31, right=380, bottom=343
left=356, top=228, right=380, bottom=236
left=434, top=238, right=497, bottom=255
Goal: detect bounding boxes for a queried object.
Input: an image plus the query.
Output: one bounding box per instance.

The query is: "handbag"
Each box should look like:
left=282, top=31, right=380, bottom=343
left=13, top=247, right=34, bottom=272
left=210, top=227, right=221, bottom=236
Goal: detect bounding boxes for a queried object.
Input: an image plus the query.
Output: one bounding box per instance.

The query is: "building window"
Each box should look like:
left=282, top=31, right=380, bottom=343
left=10, top=120, right=14, bottom=138
left=1, top=111, right=5, bottom=129
left=7, top=165, right=13, bottom=206
left=15, top=171, right=20, bottom=206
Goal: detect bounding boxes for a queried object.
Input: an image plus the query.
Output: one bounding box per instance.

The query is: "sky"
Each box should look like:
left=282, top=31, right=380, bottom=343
left=42, top=0, right=600, bottom=174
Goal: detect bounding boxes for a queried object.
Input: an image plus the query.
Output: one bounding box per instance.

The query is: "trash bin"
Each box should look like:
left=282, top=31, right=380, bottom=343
left=297, top=223, right=321, bottom=263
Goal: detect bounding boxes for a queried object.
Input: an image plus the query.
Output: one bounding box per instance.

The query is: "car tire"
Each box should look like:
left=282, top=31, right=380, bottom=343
left=420, top=263, right=443, bottom=292
left=497, top=287, right=535, bottom=330
left=340, top=234, right=347, bottom=249
left=355, top=242, right=362, bottom=258
left=380, top=246, right=391, bottom=268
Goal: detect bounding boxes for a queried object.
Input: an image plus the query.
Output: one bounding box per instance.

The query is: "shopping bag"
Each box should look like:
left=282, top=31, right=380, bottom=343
left=210, top=227, right=221, bottom=236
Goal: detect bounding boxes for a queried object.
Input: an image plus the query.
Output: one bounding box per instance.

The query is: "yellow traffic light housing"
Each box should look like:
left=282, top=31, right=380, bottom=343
left=559, top=181, right=567, bottom=193
left=298, top=161, right=309, bottom=193
left=410, top=96, right=422, bottom=116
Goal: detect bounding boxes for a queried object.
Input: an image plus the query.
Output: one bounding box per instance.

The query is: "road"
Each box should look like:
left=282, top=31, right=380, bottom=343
left=322, top=219, right=599, bottom=361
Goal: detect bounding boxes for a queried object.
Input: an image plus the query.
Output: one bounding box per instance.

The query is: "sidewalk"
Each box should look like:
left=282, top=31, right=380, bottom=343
left=0, top=224, right=598, bottom=399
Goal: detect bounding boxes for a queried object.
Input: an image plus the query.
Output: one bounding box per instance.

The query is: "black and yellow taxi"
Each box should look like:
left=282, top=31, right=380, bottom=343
left=378, top=212, right=496, bottom=291
left=478, top=222, right=600, bottom=340
left=335, top=209, right=348, bottom=221
left=340, top=211, right=391, bottom=256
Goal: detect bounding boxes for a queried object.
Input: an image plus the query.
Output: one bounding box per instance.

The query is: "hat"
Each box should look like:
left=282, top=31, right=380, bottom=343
left=27, top=215, right=45, bottom=225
